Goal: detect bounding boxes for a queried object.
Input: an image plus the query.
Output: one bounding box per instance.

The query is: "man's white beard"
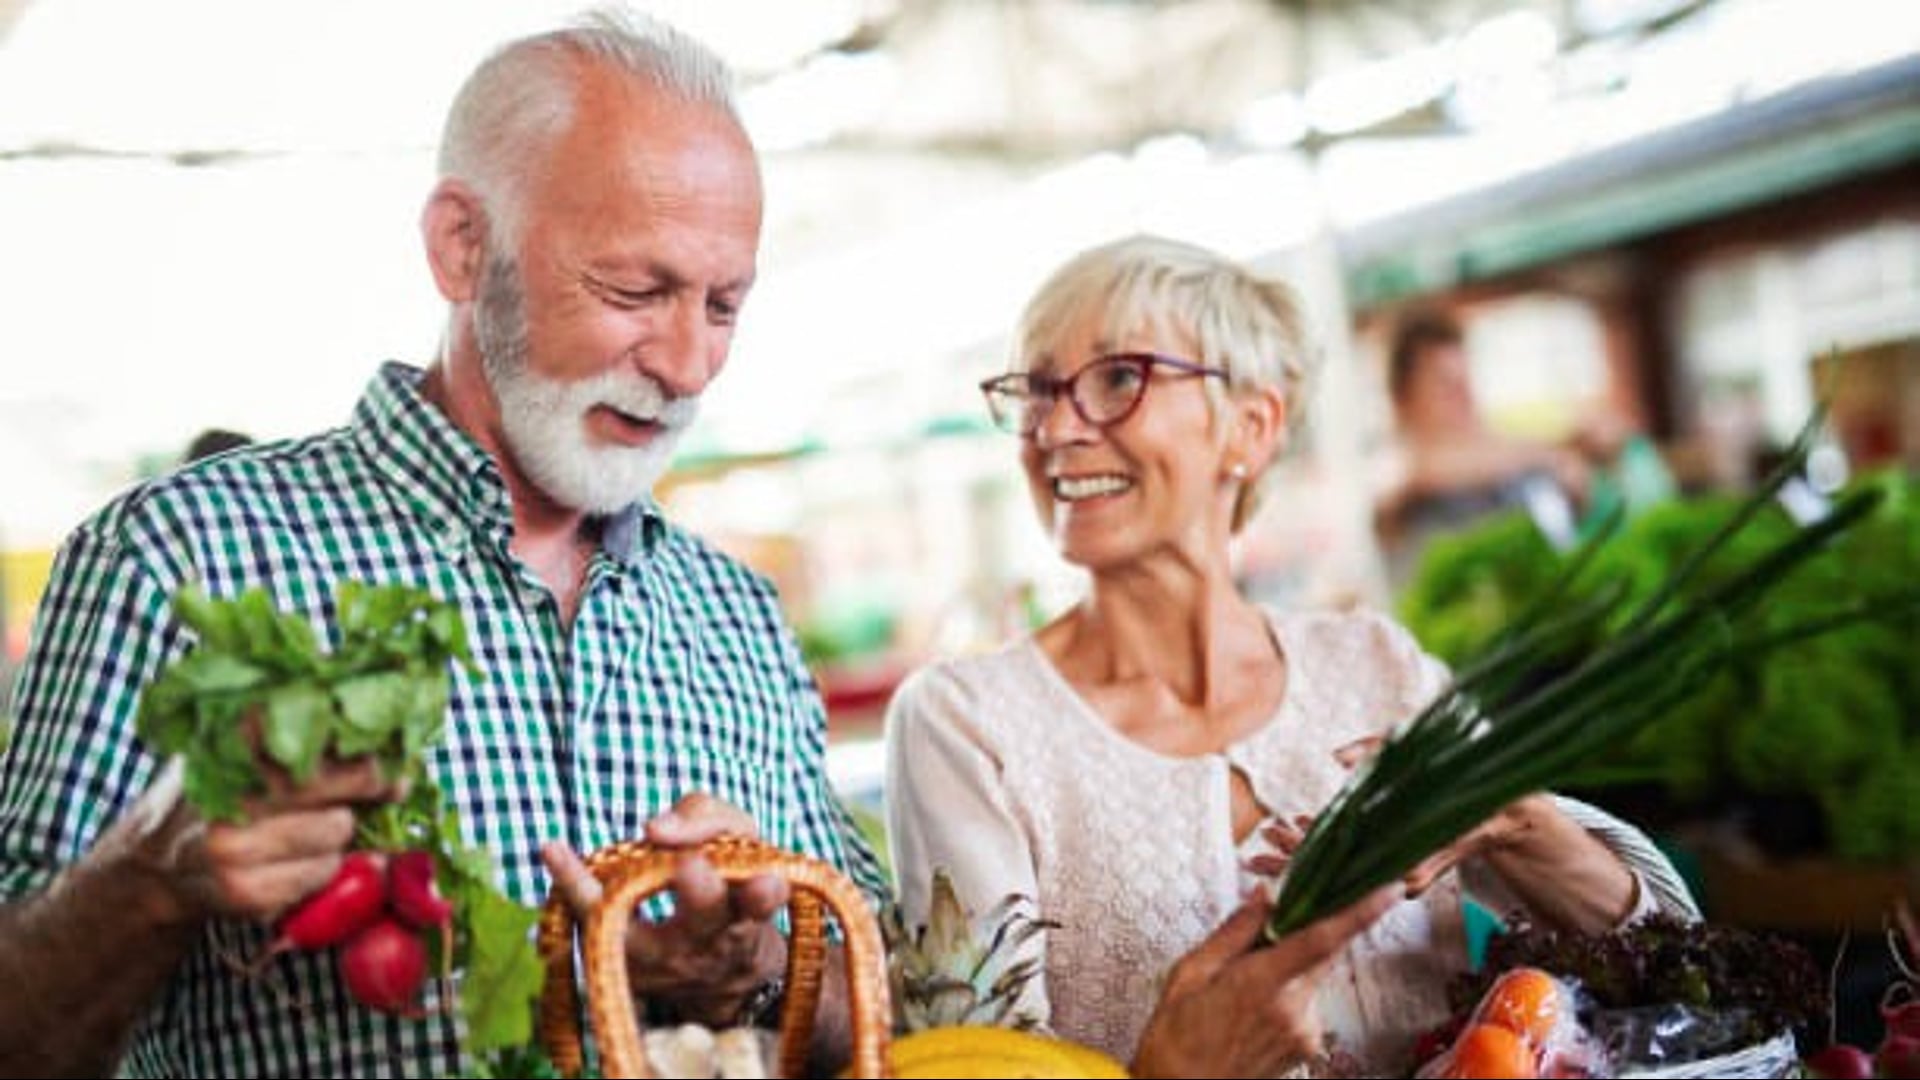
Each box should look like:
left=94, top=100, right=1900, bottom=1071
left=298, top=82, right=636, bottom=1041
left=475, top=255, right=699, bottom=516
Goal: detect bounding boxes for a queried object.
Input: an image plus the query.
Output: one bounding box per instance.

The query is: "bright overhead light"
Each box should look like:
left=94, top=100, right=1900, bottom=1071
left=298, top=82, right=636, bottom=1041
left=1304, top=43, right=1453, bottom=136
left=1449, top=11, right=1562, bottom=129
left=742, top=51, right=898, bottom=152
left=1235, top=92, right=1309, bottom=149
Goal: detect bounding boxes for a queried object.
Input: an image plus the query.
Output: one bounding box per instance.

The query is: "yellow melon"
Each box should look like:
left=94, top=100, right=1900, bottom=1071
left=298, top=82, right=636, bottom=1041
left=882, top=1026, right=1130, bottom=1078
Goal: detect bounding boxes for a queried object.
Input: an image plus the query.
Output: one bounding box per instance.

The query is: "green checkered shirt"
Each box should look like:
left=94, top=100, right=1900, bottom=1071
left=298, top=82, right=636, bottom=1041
left=0, top=362, right=885, bottom=1077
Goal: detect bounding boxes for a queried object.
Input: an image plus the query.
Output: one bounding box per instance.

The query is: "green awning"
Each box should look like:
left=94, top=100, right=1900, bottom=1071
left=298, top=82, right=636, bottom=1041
left=1343, top=55, right=1920, bottom=308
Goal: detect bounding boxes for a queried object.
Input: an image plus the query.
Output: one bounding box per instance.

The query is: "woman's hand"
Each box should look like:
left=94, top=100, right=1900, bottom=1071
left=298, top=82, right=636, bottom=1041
left=1297, top=737, right=1640, bottom=930
left=1131, top=889, right=1396, bottom=1079
left=1245, top=738, right=1544, bottom=900
left=542, top=793, right=789, bottom=1028
left=1398, top=797, right=1545, bottom=898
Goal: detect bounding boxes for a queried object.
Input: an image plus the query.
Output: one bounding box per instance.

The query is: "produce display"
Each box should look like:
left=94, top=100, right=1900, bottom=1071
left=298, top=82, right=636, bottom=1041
left=136, top=582, right=545, bottom=1072
left=1266, top=413, right=1919, bottom=941
left=882, top=867, right=1052, bottom=1033
left=1398, top=469, right=1920, bottom=861
left=877, top=868, right=1127, bottom=1078
left=1421, top=915, right=1821, bottom=1076
left=1803, top=906, right=1920, bottom=1079
left=882, top=1026, right=1129, bottom=1078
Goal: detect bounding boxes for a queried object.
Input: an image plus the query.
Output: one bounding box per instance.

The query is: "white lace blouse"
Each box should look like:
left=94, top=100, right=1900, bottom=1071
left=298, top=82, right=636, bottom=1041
left=883, top=608, right=1694, bottom=1076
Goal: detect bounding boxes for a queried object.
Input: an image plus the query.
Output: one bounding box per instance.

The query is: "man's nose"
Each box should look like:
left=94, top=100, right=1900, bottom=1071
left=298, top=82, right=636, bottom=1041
left=644, top=295, right=726, bottom=399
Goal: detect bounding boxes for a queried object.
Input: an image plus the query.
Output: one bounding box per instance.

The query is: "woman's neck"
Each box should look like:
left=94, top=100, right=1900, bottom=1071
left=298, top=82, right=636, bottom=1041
left=1052, top=559, right=1273, bottom=712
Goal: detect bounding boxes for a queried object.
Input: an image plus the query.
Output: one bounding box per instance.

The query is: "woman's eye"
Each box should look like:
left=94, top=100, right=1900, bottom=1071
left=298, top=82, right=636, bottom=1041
left=1101, top=364, right=1144, bottom=391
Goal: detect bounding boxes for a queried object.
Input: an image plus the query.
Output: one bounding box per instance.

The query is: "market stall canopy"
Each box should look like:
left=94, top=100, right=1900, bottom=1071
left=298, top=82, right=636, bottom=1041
left=1342, top=49, right=1920, bottom=307
left=0, top=0, right=1911, bottom=543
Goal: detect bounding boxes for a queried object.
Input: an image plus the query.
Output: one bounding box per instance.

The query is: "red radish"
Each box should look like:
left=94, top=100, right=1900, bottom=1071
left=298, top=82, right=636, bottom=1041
left=340, top=917, right=429, bottom=1014
left=1885, top=991, right=1920, bottom=1041
left=1880, top=1033, right=1920, bottom=1079
left=388, top=849, right=454, bottom=929
left=1805, top=1043, right=1876, bottom=1079
left=254, top=851, right=387, bottom=968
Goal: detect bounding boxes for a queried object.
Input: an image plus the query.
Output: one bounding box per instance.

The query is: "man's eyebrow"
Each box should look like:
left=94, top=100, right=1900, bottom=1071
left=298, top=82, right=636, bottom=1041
left=587, top=259, right=755, bottom=295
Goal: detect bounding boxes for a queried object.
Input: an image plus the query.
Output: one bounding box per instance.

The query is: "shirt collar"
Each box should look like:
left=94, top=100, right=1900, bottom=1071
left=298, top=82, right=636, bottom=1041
left=601, top=498, right=668, bottom=566
left=352, top=361, right=667, bottom=565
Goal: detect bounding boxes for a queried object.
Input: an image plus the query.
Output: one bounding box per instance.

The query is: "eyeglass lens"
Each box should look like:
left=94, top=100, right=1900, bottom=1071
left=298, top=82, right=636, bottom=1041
left=989, top=356, right=1149, bottom=434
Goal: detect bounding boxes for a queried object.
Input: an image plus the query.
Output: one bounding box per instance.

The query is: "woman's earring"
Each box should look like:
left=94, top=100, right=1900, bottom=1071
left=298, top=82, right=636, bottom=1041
left=1228, top=462, right=1249, bottom=481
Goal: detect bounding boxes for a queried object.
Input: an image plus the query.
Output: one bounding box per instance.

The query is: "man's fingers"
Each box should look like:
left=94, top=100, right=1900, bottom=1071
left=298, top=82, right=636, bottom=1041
left=646, top=794, right=758, bottom=848
left=184, top=850, right=348, bottom=921
left=201, top=807, right=358, bottom=868
left=668, top=854, right=741, bottom=942
left=541, top=841, right=605, bottom=916
left=730, top=873, right=790, bottom=922
left=256, top=756, right=398, bottom=812
left=668, top=855, right=726, bottom=940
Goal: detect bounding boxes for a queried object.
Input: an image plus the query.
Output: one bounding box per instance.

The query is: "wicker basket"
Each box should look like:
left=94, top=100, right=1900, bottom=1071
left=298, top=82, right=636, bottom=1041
left=536, top=837, right=893, bottom=1079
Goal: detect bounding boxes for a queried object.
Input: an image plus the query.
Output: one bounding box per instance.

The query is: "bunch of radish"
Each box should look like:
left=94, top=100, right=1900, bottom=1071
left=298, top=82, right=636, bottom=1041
left=1805, top=996, right=1920, bottom=1079
left=1806, top=908, right=1920, bottom=1080
left=259, top=849, right=455, bottom=1014
left=137, top=584, right=547, bottom=1062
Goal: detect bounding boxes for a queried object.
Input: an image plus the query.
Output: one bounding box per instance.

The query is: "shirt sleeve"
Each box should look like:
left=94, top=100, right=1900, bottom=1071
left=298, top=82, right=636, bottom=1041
left=1545, top=795, right=1700, bottom=921
left=883, top=665, right=1051, bottom=1026
left=766, top=611, right=891, bottom=912
left=0, top=513, right=185, bottom=900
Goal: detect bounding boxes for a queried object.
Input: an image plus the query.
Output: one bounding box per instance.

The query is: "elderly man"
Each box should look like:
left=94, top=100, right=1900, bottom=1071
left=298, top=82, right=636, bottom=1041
left=0, top=10, right=881, bottom=1076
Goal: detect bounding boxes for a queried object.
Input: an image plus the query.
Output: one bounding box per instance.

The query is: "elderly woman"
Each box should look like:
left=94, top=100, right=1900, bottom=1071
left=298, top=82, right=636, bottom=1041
left=884, top=235, right=1694, bottom=1078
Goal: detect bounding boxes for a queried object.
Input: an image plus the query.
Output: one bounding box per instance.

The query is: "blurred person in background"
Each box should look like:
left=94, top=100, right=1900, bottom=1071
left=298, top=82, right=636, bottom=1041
left=1374, top=308, right=1633, bottom=585
left=180, top=427, right=253, bottom=464
left=885, top=236, right=1696, bottom=1077
left=0, top=10, right=883, bottom=1076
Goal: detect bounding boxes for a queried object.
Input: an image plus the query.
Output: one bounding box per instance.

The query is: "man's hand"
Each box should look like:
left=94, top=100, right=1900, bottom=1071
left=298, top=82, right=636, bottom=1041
left=118, top=752, right=403, bottom=928
left=1131, top=888, right=1397, bottom=1079
left=0, top=750, right=403, bottom=1078
left=542, top=794, right=789, bottom=1028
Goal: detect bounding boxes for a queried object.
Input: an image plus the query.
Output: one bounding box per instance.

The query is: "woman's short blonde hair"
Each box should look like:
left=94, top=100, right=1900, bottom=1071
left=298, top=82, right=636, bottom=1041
left=1011, top=234, right=1316, bottom=531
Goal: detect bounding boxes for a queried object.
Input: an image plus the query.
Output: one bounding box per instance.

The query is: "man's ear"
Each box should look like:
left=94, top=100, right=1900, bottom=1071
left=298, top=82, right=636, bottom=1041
left=421, top=179, right=489, bottom=304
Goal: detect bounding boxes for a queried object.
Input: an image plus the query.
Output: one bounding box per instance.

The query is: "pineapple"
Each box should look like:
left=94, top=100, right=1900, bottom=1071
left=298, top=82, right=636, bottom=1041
left=882, top=868, right=1055, bottom=1033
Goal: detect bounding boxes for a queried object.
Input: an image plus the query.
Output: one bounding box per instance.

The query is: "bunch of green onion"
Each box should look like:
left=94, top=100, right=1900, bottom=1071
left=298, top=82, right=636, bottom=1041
left=1266, top=409, right=1920, bottom=940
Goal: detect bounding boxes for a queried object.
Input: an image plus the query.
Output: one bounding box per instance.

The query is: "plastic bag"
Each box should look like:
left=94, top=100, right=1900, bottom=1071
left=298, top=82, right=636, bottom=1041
left=1416, top=967, right=1610, bottom=1079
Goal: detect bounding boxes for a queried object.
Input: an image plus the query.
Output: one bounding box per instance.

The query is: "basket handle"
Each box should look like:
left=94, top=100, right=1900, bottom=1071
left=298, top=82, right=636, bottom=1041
left=536, top=837, right=892, bottom=1078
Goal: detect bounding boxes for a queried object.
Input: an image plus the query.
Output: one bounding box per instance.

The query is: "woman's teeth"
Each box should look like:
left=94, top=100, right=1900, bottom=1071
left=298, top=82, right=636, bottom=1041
left=1054, top=474, right=1133, bottom=501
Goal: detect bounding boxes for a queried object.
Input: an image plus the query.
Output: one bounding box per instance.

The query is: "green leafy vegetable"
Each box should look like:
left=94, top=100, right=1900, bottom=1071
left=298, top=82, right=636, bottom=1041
left=135, top=581, right=544, bottom=1067
left=1268, top=409, right=1920, bottom=939
left=1452, top=913, right=1827, bottom=1046
left=1402, top=471, right=1920, bottom=860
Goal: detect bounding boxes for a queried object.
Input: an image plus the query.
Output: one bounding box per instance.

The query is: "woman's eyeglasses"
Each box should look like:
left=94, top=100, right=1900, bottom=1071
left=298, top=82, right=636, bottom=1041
left=979, top=352, right=1229, bottom=437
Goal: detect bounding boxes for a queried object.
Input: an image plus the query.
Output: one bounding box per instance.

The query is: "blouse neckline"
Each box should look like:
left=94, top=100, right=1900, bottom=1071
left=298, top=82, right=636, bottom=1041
left=1015, top=607, right=1302, bottom=770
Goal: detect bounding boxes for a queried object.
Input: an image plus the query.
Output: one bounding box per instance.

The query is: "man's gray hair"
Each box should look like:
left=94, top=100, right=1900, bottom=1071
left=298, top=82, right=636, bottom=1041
left=437, top=6, right=741, bottom=247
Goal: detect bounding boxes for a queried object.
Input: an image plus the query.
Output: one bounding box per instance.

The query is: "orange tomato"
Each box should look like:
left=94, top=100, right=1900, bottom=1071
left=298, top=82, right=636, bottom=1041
left=1436, top=1022, right=1539, bottom=1079
left=1477, top=966, right=1562, bottom=1046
